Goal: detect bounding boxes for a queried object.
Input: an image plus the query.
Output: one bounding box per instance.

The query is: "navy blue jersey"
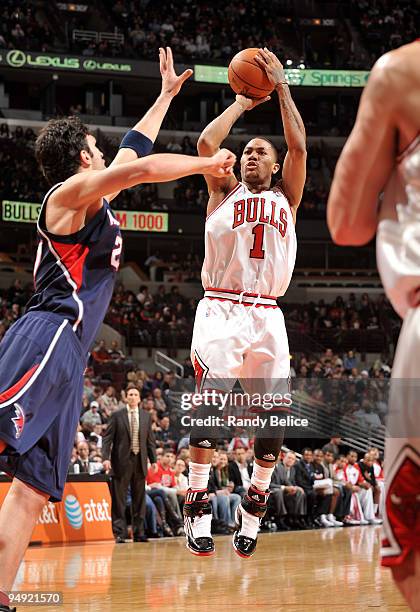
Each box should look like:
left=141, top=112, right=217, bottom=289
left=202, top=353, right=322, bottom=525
left=26, top=183, right=122, bottom=354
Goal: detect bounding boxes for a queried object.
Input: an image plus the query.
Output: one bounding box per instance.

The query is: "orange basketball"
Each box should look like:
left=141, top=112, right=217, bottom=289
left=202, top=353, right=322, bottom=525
left=228, top=48, right=273, bottom=99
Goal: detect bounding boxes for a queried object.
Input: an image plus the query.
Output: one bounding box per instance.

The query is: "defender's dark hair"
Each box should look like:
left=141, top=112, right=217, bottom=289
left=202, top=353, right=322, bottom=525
left=35, top=116, right=93, bottom=185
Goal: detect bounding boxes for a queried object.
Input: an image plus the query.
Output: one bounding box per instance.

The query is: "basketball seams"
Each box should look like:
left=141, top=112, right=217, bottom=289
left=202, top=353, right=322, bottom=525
left=230, top=64, right=270, bottom=93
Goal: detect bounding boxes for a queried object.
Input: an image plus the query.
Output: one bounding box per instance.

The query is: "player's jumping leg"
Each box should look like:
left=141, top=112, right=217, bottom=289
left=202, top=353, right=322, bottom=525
left=0, top=479, right=48, bottom=611
left=184, top=441, right=215, bottom=556
left=233, top=437, right=282, bottom=558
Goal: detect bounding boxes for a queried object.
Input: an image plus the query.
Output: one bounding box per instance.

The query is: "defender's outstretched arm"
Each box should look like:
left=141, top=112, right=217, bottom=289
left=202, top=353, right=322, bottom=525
left=106, top=47, right=193, bottom=201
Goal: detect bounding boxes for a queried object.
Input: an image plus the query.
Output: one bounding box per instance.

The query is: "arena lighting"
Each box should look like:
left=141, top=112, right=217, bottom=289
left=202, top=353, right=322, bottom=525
left=286, top=59, right=293, bottom=66
left=298, top=63, right=306, bottom=70
left=56, top=2, right=88, bottom=11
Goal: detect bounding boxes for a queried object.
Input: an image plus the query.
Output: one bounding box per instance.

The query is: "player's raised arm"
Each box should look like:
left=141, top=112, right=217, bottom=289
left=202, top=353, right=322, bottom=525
left=197, top=94, right=269, bottom=195
left=106, top=47, right=193, bottom=201
left=256, top=48, right=306, bottom=212
left=51, top=149, right=236, bottom=210
left=327, top=56, right=398, bottom=246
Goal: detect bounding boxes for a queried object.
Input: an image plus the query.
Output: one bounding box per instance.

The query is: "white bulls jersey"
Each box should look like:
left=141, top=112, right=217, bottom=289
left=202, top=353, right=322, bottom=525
left=377, top=135, right=420, bottom=318
left=201, top=181, right=297, bottom=297
left=345, top=464, right=365, bottom=486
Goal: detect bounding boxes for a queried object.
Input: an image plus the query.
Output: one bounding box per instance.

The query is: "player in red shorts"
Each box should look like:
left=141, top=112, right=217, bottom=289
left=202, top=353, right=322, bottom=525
left=0, top=48, right=235, bottom=612
left=328, top=40, right=420, bottom=611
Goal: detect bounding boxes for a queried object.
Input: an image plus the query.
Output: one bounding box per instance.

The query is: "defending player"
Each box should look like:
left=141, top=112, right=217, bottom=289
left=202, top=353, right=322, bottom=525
left=184, top=48, right=306, bottom=558
left=0, top=48, right=235, bottom=612
left=327, top=40, right=419, bottom=611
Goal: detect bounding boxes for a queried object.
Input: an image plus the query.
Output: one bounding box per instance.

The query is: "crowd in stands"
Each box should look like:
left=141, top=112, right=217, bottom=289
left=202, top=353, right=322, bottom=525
left=0, top=279, right=31, bottom=342
left=81, top=0, right=415, bottom=70
left=285, top=292, right=400, bottom=350
left=350, top=0, right=417, bottom=60
left=1, top=0, right=416, bottom=70
left=0, top=125, right=46, bottom=205
left=104, top=283, right=199, bottom=350
left=0, top=1, right=56, bottom=52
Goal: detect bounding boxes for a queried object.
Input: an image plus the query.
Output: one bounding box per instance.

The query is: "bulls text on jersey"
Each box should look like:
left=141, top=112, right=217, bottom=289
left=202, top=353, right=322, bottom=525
left=232, top=196, right=288, bottom=238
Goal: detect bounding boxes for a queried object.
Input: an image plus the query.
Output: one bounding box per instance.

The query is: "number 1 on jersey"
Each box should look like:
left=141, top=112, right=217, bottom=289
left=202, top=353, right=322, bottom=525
left=249, top=224, right=265, bottom=259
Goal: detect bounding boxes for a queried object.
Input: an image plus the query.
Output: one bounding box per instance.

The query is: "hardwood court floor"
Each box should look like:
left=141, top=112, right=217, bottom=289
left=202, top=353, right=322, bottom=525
left=16, top=526, right=408, bottom=612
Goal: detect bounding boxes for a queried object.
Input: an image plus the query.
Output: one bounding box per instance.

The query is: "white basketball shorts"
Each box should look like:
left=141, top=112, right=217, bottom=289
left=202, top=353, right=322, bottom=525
left=191, top=291, right=290, bottom=395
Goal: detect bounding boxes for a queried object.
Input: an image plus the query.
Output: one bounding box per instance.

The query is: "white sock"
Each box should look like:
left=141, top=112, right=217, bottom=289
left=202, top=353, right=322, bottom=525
left=239, top=507, right=260, bottom=539
left=238, top=464, right=274, bottom=539
left=188, top=462, right=211, bottom=490
left=251, top=463, right=274, bottom=492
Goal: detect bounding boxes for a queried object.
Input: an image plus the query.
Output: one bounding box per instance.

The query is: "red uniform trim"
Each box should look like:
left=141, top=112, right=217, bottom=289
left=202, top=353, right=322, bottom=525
left=0, top=364, right=39, bottom=403
left=205, top=296, right=277, bottom=308
left=205, top=287, right=278, bottom=300
left=50, top=240, right=90, bottom=291
left=206, top=182, right=241, bottom=221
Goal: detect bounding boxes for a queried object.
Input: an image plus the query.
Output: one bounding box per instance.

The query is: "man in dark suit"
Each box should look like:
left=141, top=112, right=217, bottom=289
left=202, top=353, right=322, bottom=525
left=102, top=385, right=157, bottom=543
left=68, top=441, right=95, bottom=474
left=228, top=447, right=252, bottom=496
left=271, top=450, right=306, bottom=529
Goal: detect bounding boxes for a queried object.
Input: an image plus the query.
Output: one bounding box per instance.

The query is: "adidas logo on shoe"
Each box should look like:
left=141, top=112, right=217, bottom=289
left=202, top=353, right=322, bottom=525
left=251, top=494, right=261, bottom=501
left=198, top=440, right=212, bottom=447
left=263, top=453, right=275, bottom=461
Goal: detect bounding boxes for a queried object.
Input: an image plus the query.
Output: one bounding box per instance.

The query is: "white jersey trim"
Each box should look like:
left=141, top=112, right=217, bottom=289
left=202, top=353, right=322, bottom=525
left=206, top=182, right=241, bottom=222
left=0, top=319, right=69, bottom=408
left=37, top=225, right=84, bottom=332
left=36, top=182, right=84, bottom=332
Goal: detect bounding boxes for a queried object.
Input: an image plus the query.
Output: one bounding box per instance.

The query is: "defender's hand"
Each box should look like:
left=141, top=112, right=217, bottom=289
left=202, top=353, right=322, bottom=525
left=236, top=94, right=271, bottom=111
left=160, top=47, right=193, bottom=98
left=208, top=148, right=236, bottom=177
left=255, top=48, right=286, bottom=89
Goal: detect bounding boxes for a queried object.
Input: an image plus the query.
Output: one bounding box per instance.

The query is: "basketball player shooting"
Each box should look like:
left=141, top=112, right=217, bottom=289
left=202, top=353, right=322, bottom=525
left=327, top=40, right=419, bottom=611
left=184, top=48, right=306, bottom=558
left=0, top=47, right=235, bottom=612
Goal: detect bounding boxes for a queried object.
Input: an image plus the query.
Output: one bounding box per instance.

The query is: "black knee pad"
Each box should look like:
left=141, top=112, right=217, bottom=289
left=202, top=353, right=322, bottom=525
left=254, top=436, right=284, bottom=463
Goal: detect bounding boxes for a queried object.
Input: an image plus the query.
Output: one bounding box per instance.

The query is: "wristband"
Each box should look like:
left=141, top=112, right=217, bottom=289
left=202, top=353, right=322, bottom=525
left=119, top=130, right=153, bottom=157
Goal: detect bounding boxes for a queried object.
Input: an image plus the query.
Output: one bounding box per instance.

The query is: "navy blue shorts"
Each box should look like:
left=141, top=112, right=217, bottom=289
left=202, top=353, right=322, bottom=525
left=0, top=312, right=86, bottom=501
